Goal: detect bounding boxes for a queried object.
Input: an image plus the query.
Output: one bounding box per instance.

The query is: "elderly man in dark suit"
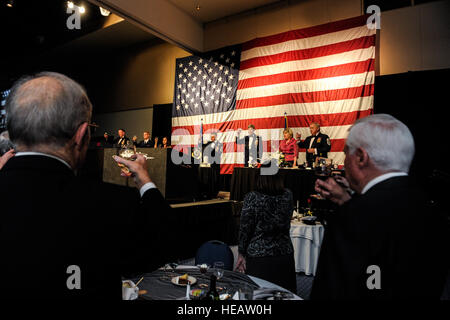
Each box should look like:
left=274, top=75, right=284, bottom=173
left=296, top=122, right=331, bottom=167
left=311, top=114, right=448, bottom=300
left=0, top=72, right=172, bottom=299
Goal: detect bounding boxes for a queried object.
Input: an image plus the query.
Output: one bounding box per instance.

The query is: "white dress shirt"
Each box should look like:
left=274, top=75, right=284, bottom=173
left=361, top=172, right=408, bottom=194
left=309, top=135, right=318, bottom=154
left=248, top=135, right=254, bottom=164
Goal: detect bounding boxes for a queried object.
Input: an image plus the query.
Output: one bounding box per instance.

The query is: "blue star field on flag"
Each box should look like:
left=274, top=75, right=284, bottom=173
left=173, top=45, right=241, bottom=118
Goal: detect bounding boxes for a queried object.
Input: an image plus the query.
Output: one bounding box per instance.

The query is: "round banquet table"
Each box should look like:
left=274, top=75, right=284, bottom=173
left=129, top=265, right=301, bottom=300
left=290, top=220, right=324, bottom=276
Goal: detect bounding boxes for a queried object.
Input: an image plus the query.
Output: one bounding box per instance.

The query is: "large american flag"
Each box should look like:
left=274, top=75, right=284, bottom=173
left=172, top=15, right=375, bottom=174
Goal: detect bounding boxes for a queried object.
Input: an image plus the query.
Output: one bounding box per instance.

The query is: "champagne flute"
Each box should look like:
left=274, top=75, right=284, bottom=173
left=115, top=140, right=136, bottom=176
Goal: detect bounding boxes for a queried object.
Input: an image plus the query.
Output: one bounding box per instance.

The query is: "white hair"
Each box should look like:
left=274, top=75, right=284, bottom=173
left=346, top=114, right=415, bottom=172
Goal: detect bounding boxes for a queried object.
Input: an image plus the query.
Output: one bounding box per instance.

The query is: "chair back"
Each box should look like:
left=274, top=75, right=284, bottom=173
left=195, top=240, right=234, bottom=271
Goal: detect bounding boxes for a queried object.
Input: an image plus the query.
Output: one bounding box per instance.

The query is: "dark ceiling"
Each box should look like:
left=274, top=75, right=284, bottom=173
left=0, top=0, right=109, bottom=88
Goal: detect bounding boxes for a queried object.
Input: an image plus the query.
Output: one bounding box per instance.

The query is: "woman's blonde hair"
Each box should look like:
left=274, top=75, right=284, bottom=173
left=283, top=128, right=293, bottom=138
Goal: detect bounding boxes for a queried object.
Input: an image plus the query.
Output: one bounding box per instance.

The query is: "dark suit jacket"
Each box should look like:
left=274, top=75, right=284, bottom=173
left=297, top=132, right=331, bottom=165
left=311, top=176, right=449, bottom=300
left=0, top=155, right=172, bottom=300
left=100, top=136, right=114, bottom=147
left=236, top=134, right=261, bottom=167
left=113, top=136, right=130, bottom=147
left=135, top=139, right=153, bottom=148
left=202, top=141, right=223, bottom=164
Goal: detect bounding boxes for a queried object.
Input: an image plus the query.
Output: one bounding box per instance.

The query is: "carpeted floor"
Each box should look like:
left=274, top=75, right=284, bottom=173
left=296, top=273, right=314, bottom=300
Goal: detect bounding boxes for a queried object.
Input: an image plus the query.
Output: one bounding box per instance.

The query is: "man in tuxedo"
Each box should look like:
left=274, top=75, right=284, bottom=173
left=134, top=131, right=153, bottom=148
left=113, top=128, right=130, bottom=147
left=0, top=72, right=173, bottom=299
left=311, top=114, right=448, bottom=300
left=296, top=122, right=331, bottom=167
left=236, top=124, right=262, bottom=167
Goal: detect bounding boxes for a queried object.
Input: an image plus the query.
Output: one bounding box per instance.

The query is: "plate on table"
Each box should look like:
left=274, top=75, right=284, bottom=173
left=171, top=275, right=197, bottom=286
left=301, top=216, right=317, bottom=225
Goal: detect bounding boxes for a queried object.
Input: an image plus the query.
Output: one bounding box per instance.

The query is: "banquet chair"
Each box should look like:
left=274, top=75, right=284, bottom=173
left=195, top=240, right=234, bottom=271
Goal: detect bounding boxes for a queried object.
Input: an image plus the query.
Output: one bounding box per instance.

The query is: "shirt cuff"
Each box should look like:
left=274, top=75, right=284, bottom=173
left=314, top=148, right=317, bottom=155
left=139, top=182, right=156, bottom=197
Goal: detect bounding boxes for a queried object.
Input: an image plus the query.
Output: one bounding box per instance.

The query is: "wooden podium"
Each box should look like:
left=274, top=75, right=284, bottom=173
left=102, top=148, right=196, bottom=201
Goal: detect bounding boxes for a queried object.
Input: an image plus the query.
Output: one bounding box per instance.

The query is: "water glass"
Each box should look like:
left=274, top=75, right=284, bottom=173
left=213, top=261, right=224, bottom=280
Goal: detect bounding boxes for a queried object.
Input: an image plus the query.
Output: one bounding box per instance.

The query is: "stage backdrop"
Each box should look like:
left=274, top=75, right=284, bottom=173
left=171, top=15, right=375, bottom=174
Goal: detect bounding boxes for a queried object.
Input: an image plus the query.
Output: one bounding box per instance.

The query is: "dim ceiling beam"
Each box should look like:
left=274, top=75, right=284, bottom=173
left=88, top=0, right=203, bottom=53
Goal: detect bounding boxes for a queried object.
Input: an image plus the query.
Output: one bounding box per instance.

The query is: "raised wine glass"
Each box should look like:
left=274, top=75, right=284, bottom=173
left=313, top=158, right=331, bottom=200
left=115, top=140, right=136, bottom=176
left=213, top=261, right=224, bottom=280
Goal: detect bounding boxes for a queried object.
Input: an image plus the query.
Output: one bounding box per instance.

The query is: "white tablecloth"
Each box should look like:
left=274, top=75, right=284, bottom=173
left=290, top=221, right=324, bottom=276
left=249, top=275, right=302, bottom=300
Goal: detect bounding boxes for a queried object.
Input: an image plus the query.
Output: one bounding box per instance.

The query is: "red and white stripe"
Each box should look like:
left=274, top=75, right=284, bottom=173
left=172, top=15, right=375, bottom=174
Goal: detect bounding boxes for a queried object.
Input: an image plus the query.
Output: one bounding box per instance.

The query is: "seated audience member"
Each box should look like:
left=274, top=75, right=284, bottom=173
left=161, top=136, right=170, bottom=149
left=235, top=161, right=297, bottom=293
left=113, top=128, right=130, bottom=147
left=134, top=131, right=153, bottom=148
left=279, top=128, right=298, bottom=168
left=0, top=72, right=172, bottom=299
left=311, top=114, right=449, bottom=300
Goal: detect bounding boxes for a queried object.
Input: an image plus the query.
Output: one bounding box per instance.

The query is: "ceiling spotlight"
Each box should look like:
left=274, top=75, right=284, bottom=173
left=99, top=7, right=111, bottom=16
left=78, top=6, right=85, bottom=14
left=6, top=0, right=14, bottom=8
left=67, top=1, right=74, bottom=9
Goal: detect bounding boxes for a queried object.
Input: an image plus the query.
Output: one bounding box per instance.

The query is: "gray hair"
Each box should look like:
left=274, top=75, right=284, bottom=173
left=346, top=114, right=415, bottom=172
left=6, top=72, right=92, bottom=148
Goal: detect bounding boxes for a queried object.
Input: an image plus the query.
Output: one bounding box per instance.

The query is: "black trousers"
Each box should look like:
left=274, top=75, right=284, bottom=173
left=246, top=253, right=297, bottom=294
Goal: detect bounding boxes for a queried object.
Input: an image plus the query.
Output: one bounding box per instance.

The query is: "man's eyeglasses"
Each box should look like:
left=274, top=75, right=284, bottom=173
left=87, top=122, right=99, bottom=129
